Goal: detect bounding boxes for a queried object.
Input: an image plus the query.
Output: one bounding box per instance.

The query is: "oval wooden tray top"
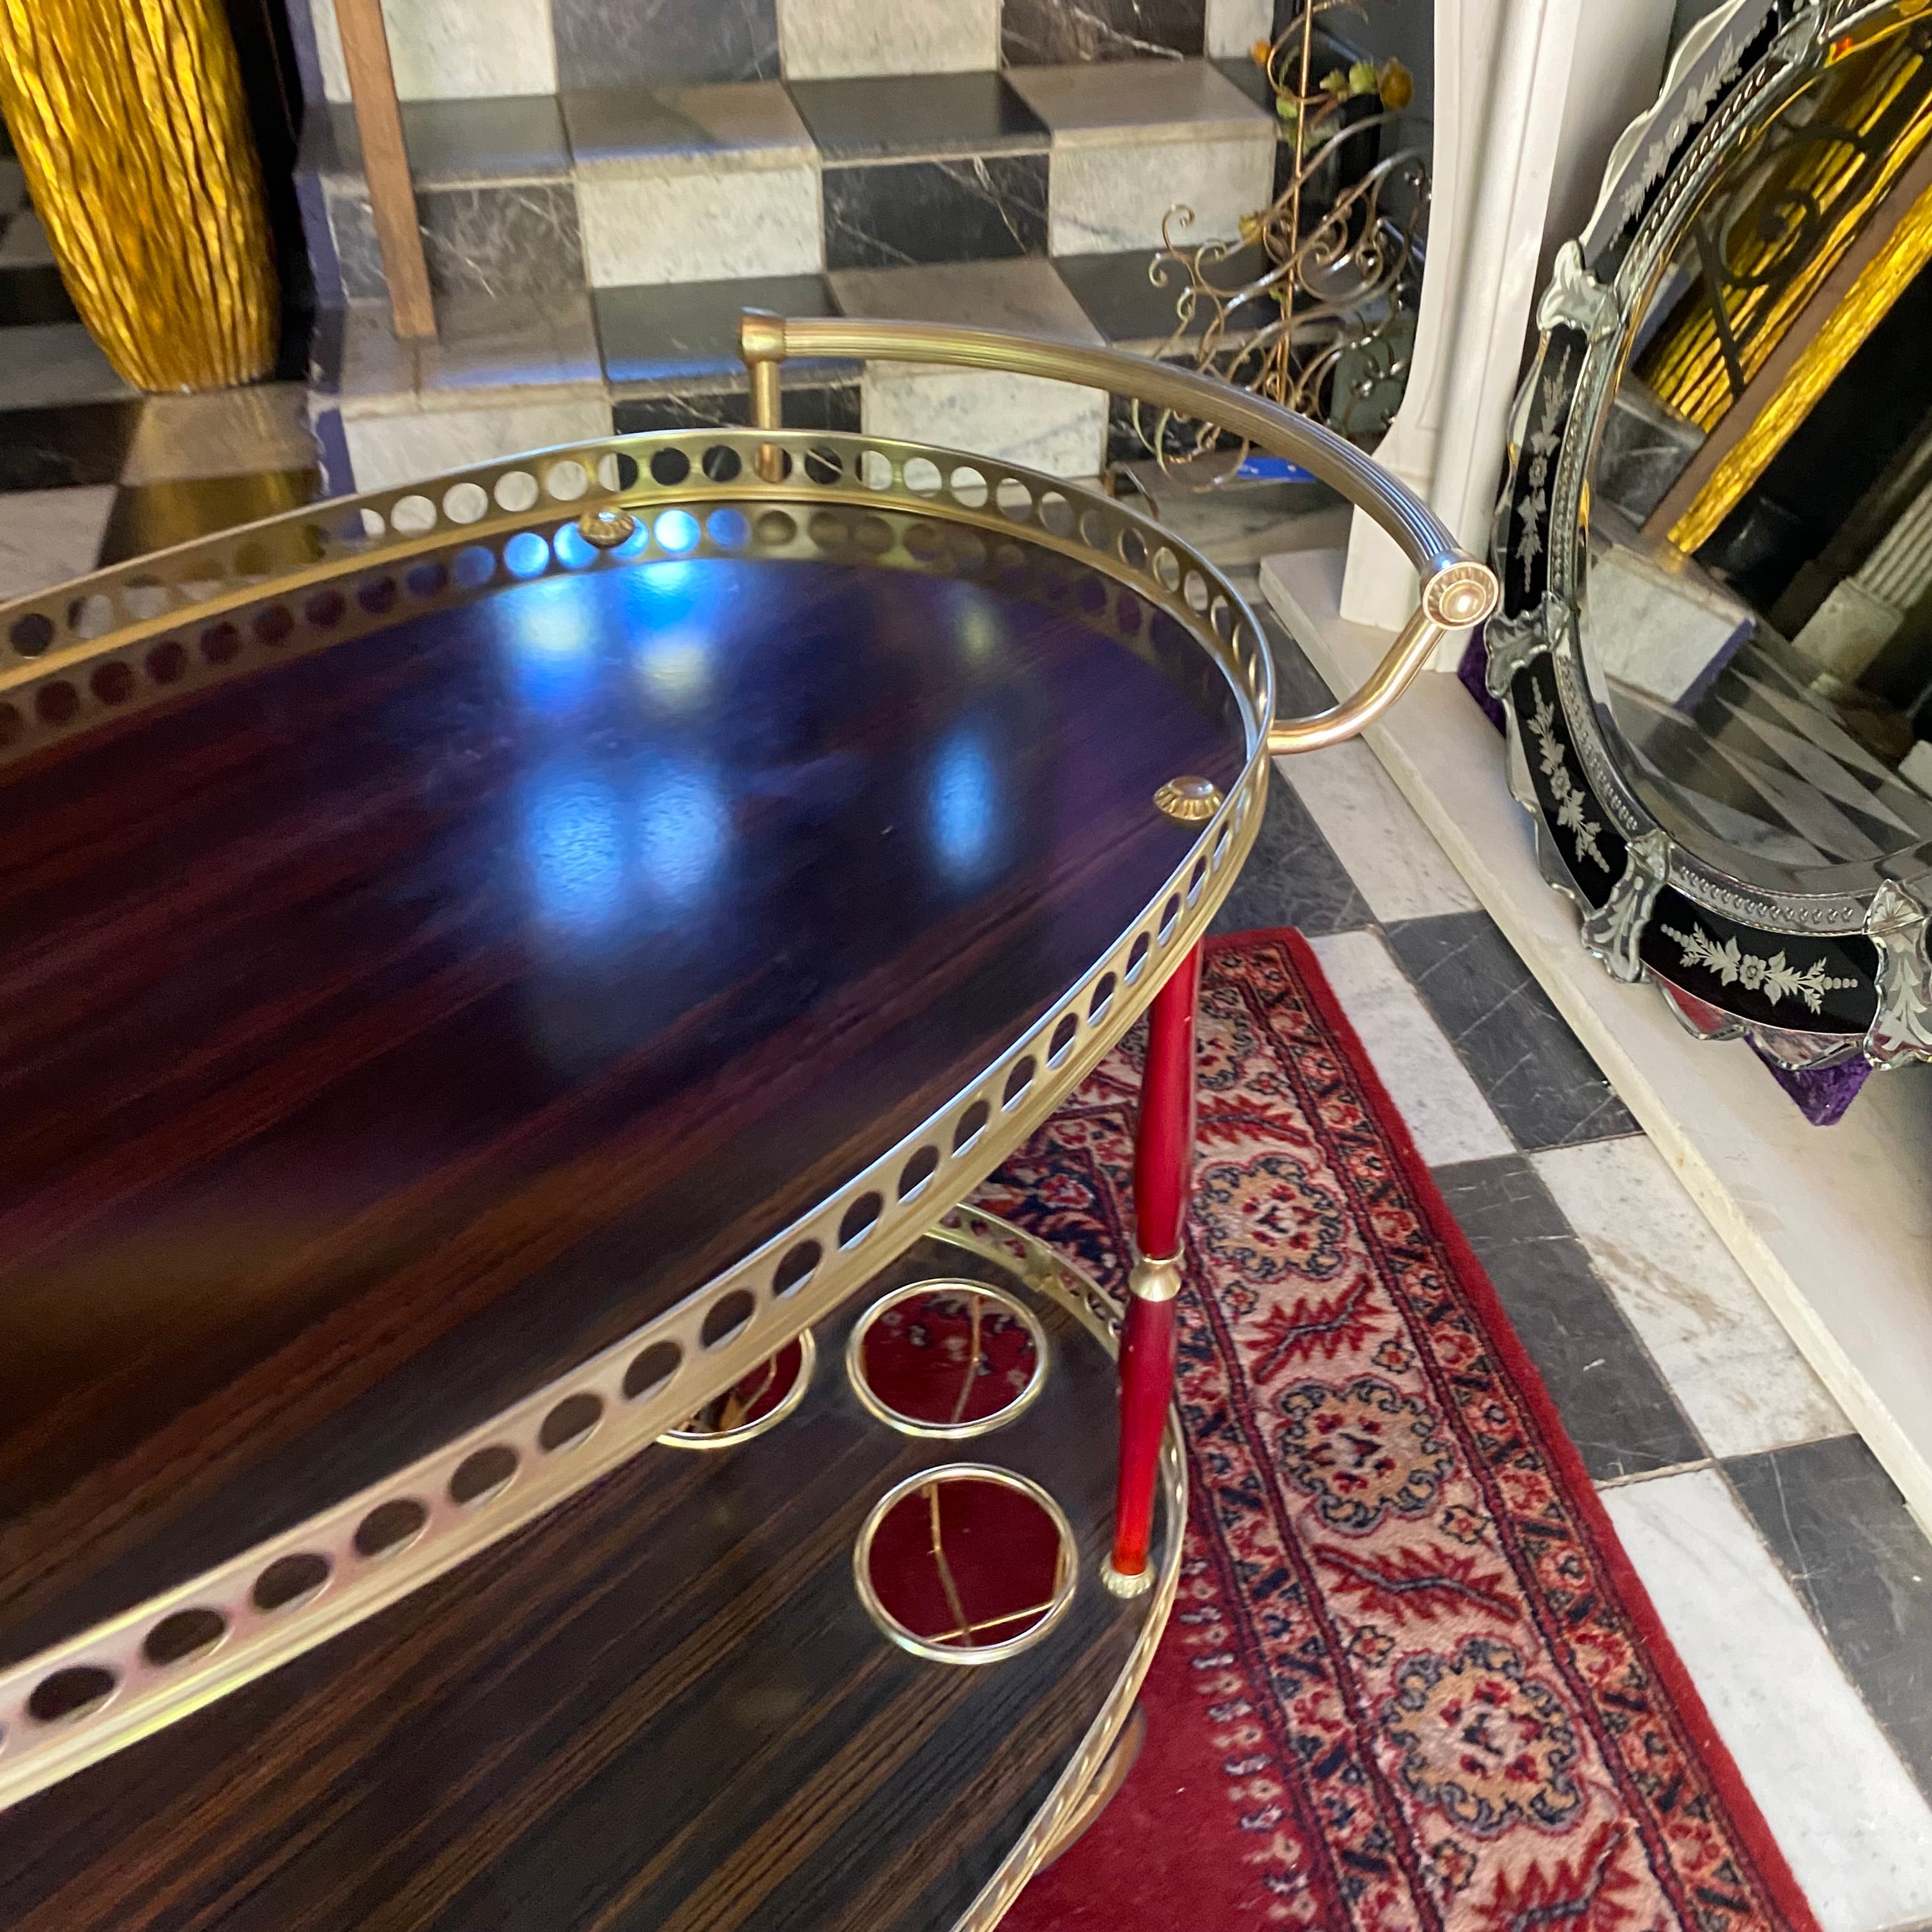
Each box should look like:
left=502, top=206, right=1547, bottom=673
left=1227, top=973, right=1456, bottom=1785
left=0, top=433, right=1268, bottom=1846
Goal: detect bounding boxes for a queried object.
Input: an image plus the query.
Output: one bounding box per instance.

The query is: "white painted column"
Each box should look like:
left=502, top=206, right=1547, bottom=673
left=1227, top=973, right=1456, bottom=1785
left=1338, top=0, right=1674, bottom=663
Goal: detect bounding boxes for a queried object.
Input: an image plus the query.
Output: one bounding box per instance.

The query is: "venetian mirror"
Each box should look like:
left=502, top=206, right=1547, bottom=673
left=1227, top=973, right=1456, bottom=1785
left=1486, top=0, right=1932, bottom=1098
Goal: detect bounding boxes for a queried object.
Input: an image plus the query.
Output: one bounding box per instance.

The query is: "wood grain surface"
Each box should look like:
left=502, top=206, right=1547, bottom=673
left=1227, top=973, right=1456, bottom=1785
left=1, top=1238, right=1158, bottom=1931
left=0, top=540, right=1237, bottom=1678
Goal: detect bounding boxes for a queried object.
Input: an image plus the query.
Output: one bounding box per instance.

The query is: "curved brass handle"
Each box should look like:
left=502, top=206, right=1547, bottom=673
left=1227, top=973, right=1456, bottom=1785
left=738, top=310, right=1499, bottom=758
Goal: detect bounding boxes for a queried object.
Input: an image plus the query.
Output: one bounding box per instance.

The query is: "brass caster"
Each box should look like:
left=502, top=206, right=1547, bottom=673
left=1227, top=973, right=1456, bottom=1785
left=1101, top=1558, right=1154, bottom=1598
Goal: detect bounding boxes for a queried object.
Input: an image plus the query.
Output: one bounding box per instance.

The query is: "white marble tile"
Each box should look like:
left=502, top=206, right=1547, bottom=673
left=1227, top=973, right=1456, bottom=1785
left=1008, top=63, right=1273, bottom=258
left=1047, top=127, right=1273, bottom=254
left=832, top=258, right=1107, bottom=477
left=1205, top=0, right=1273, bottom=57
left=777, top=0, right=998, bottom=78
left=1601, top=1469, right=1932, bottom=1932
left=340, top=292, right=604, bottom=415
left=342, top=396, right=611, bottom=492
left=860, top=364, right=1106, bottom=478
left=1277, top=740, right=1479, bottom=923
left=314, top=0, right=556, bottom=103
left=122, top=385, right=316, bottom=484
left=0, top=487, right=116, bottom=601
left=1306, top=929, right=1514, bottom=1165
left=1534, top=1138, right=1849, bottom=1459
left=0, top=207, right=54, bottom=266
left=1006, top=58, right=1272, bottom=139
left=0, top=324, right=135, bottom=409
left=577, top=165, right=820, bottom=286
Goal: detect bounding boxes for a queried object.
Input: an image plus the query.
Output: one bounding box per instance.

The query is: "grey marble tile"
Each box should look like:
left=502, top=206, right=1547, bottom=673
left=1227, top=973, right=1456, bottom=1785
left=1055, top=244, right=1269, bottom=348
left=553, top=0, right=779, bottom=88
left=340, top=292, right=604, bottom=415
left=301, top=98, right=571, bottom=188
left=1385, top=910, right=1641, bottom=1151
left=788, top=72, right=1046, bottom=159
left=418, top=183, right=583, bottom=300
left=0, top=324, right=134, bottom=410
left=595, top=273, right=841, bottom=386
left=1432, top=1154, right=1705, bottom=1482
left=1000, top=0, right=1204, bottom=63
left=303, top=178, right=581, bottom=304
left=1206, top=769, right=1368, bottom=939
left=0, top=401, right=141, bottom=493
left=1729, top=1435, right=1932, bottom=1803
left=822, top=155, right=1047, bottom=269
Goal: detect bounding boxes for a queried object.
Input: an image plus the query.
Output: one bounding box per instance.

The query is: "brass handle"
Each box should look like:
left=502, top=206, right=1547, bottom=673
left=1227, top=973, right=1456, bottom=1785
left=737, top=310, right=1499, bottom=758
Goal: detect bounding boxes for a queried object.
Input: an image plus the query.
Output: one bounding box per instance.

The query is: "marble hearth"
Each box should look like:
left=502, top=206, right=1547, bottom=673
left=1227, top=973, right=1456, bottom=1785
left=287, top=0, right=1296, bottom=492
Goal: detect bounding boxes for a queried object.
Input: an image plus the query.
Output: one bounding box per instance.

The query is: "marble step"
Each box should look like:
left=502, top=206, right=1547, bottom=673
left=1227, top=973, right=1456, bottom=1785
left=296, top=61, right=1284, bottom=308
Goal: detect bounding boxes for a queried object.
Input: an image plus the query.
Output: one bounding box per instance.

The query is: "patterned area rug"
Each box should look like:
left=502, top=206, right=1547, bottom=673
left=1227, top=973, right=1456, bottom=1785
left=977, top=930, right=1816, bottom=1932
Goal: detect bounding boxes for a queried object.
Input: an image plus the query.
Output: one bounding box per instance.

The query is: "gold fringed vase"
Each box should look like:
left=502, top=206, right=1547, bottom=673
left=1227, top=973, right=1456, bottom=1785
left=0, top=0, right=278, bottom=392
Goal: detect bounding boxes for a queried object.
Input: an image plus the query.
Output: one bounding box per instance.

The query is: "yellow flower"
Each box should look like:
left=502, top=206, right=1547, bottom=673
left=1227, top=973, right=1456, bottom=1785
left=1250, top=37, right=1273, bottom=66
left=1378, top=57, right=1414, bottom=111
left=1347, top=60, right=1377, bottom=96
left=1319, top=67, right=1349, bottom=97
left=1239, top=211, right=1264, bottom=243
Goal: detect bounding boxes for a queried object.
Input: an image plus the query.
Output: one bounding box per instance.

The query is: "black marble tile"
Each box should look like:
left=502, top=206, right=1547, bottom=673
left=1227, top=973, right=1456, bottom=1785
left=1000, top=0, right=1204, bottom=63
left=1058, top=244, right=1272, bottom=348
left=787, top=73, right=1047, bottom=160
left=1262, top=607, right=1340, bottom=714
left=595, top=274, right=845, bottom=386
left=1385, top=911, right=1640, bottom=1151
left=420, top=185, right=583, bottom=300
left=612, top=381, right=860, bottom=435
left=1729, top=1436, right=1932, bottom=1802
left=0, top=400, right=142, bottom=493
left=98, top=470, right=321, bottom=569
left=823, top=156, right=1048, bottom=271
left=0, top=261, right=76, bottom=328
left=1213, top=54, right=1276, bottom=111
left=1433, top=1154, right=1705, bottom=1483
left=300, top=98, right=571, bottom=188
left=1208, top=769, right=1368, bottom=939
left=552, top=0, right=779, bottom=88
left=328, top=182, right=585, bottom=305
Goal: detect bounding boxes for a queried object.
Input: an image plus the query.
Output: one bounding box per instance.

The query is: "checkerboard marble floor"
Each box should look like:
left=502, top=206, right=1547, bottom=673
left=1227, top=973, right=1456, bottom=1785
left=2, top=296, right=1931, bottom=1920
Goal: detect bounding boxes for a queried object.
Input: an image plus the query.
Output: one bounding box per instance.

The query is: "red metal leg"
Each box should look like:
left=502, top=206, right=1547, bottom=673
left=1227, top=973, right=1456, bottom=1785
left=1107, top=944, right=1200, bottom=1595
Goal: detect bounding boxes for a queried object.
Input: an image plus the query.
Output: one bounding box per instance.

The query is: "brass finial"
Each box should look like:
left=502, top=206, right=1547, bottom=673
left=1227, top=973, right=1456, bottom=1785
left=576, top=507, right=638, bottom=549
left=1153, top=774, right=1222, bottom=823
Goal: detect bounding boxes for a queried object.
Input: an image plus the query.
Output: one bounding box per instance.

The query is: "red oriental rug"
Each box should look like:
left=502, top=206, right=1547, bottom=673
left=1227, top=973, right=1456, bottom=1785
left=975, top=930, right=1816, bottom=1932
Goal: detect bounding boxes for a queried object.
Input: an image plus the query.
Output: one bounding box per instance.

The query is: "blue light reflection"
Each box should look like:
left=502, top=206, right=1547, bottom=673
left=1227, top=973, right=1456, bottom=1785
left=521, top=768, right=626, bottom=935
left=503, top=576, right=601, bottom=712
left=928, top=726, right=1004, bottom=889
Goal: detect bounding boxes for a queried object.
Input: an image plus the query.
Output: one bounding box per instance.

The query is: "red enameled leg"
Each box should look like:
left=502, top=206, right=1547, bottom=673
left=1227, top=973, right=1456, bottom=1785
left=1108, top=943, right=1201, bottom=1592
